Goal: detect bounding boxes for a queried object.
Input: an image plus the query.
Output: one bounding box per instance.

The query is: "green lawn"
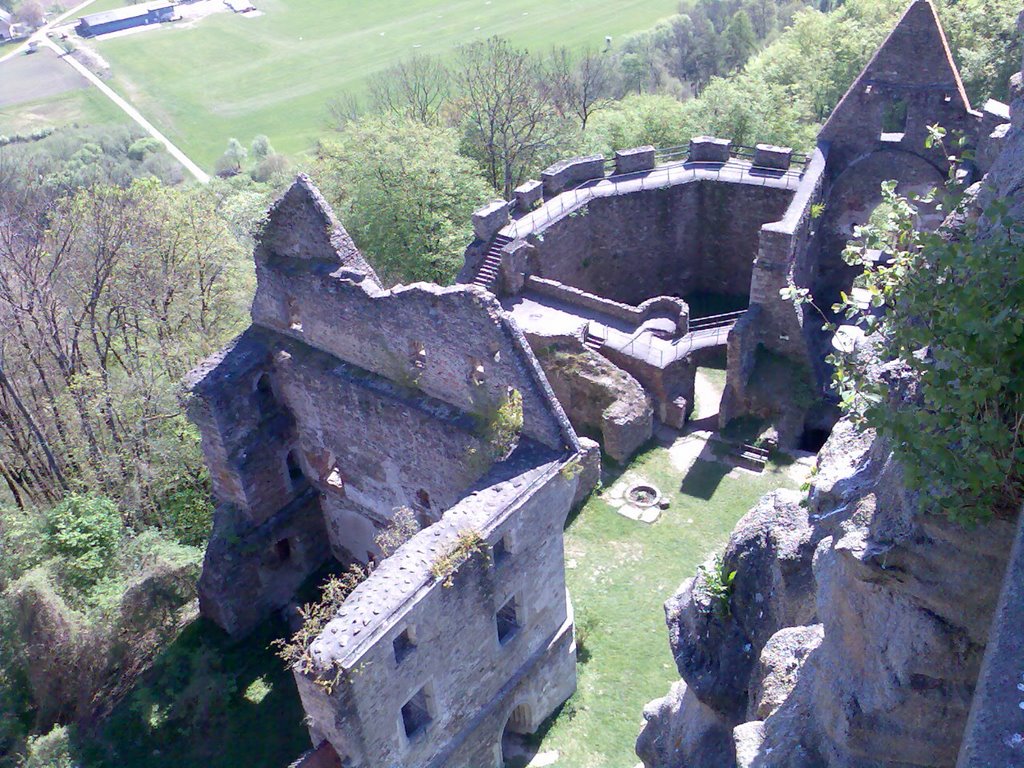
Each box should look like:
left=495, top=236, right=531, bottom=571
left=517, top=444, right=802, bottom=768
left=0, top=85, right=127, bottom=134
left=91, top=0, right=676, bottom=168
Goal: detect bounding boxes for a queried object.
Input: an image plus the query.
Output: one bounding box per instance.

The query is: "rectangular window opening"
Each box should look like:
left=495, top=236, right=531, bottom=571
left=393, top=628, right=416, bottom=664
left=492, top=535, right=510, bottom=565
left=401, top=687, right=432, bottom=739
left=496, top=596, right=520, bottom=644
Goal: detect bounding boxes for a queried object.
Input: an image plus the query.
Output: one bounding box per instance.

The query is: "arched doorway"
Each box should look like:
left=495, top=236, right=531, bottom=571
left=500, top=703, right=534, bottom=767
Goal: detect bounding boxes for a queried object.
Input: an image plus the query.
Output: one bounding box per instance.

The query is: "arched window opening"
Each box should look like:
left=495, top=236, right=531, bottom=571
left=286, top=450, right=304, bottom=489
left=255, top=374, right=276, bottom=419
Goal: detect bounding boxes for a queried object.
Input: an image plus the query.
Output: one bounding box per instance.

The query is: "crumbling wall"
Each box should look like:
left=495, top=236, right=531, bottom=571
left=250, top=266, right=568, bottom=454
left=295, top=455, right=579, bottom=768
left=531, top=336, right=653, bottom=464
left=528, top=181, right=792, bottom=307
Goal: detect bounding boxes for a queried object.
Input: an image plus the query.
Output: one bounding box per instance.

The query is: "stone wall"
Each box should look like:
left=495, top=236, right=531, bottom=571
left=295, top=455, right=580, bottom=768
left=531, top=335, right=653, bottom=464
left=527, top=181, right=793, bottom=307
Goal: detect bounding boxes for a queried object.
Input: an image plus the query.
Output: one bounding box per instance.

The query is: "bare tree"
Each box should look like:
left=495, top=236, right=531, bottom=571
left=369, top=53, right=450, bottom=125
left=325, top=93, right=365, bottom=132
left=0, top=166, right=249, bottom=513
left=454, top=37, right=562, bottom=198
left=544, top=46, right=613, bottom=130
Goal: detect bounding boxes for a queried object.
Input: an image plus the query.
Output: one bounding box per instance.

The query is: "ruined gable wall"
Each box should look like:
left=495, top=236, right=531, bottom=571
left=527, top=181, right=792, bottom=307
left=271, top=337, right=494, bottom=560
left=249, top=264, right=570, bottom=453
left=295, top=459, right=578, bottom=768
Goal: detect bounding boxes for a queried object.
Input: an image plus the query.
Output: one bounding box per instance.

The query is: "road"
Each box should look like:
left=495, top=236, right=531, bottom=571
left=2, top=1, right=211, bottom=183
left=37, top=35, right=210, bottom=182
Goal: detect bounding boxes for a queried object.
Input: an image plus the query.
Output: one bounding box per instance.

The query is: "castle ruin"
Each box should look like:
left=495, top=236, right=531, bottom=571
left=185, top=3, right=1013, bottom=765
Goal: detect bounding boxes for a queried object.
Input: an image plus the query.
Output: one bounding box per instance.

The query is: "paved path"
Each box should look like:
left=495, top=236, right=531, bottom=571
left=503, top=159, right=803, bottom=241
left=37, top=35, right=210, bottom=182
left=0, top=0, right=96, bottom=64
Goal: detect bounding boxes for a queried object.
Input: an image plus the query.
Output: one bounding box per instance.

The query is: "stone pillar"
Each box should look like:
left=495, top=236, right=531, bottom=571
left=541, top=155, right=606, bottom=197
left=472, top=200, right=510, bottom=241
left=753, top=144, right=793, bottom=170
left=513, top=180, right=544, bottom=211
left=614, top=146, right=656, bottom=174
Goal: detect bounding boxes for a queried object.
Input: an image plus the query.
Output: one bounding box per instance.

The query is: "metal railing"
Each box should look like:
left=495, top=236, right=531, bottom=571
left=584, top=309, right=744, bottom=368
left=504, top=154, right=806, bottom=241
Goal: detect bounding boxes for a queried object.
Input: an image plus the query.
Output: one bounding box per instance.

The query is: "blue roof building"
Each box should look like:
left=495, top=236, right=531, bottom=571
left=76, top=2, right=175, bottom=37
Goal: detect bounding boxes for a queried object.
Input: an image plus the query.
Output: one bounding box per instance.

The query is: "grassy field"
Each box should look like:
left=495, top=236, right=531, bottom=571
left=86, top=0, right=676, bottom=168
left=515, top=444, right=802, bottom=767
left=0, top=81, right=127, bottom=134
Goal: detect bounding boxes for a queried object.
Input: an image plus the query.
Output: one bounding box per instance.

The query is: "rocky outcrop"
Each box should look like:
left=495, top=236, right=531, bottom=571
left=638, top=410, right=1017, bottom=768
left=530, top=335, right=653, bottom=463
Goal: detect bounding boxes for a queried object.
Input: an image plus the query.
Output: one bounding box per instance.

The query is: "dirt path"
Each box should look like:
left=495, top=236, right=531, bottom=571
left=38, top=36, right=210, bottom=182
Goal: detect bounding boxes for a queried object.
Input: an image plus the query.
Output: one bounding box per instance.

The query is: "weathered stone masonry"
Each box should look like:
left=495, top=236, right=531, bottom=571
left=187, top=177, right=593, bottom=766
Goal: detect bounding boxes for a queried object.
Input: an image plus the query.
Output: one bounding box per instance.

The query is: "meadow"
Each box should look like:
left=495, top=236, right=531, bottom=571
left=85, top=0, right=676, bottom=168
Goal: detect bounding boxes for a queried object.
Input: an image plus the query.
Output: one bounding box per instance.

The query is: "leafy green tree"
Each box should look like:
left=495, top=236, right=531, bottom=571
left=315, top=115, right=492, bottom=284
left=42, top=494, right=123, bottom=589
left=723, top=10, right=757, bottom=72
left=250, top=134, right=274, bottom=161
left=827, top=136, right=1024, bottom=523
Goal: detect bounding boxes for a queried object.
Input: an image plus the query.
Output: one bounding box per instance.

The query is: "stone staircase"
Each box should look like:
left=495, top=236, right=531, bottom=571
left=471, top=234, right=512, bottom=291
left=583, top=327, right=605, bottom=353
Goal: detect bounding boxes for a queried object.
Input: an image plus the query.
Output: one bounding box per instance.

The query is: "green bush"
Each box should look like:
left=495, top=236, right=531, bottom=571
left=830, top=133, right=1024, bottom=523
left=42, top=494, right=124, bottom=590
left=20, top=725, right=75, bottom=768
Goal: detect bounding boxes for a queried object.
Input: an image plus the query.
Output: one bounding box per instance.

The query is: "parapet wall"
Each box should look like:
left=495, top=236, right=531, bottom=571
left=525, top=180, right=792, bottom=307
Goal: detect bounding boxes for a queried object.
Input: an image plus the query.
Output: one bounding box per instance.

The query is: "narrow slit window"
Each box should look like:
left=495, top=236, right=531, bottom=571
left=496, top=596, right=520, bottom=644
left=274, top=538, right=291, bottom=562
left=469, top=357, right=486, bottom=386
left=287, top=297, right=303, bottom=332
left=286, top=450, right=304, bottom=489
left=492, top=535, right=510, bottom=565
left=393, top=627, right=416, bottom=664
left=255, top=374, right=276, bottom=419
left=410, top=341, right=427, bottom=369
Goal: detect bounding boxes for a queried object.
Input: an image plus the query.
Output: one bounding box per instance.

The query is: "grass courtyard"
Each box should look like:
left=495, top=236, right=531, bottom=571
left=83, top=0, right=676, bottom=168
left=518, top=439, right=804, bottom=767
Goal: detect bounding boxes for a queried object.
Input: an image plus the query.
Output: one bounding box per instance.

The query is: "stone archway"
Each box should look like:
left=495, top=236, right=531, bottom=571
left=500, top=703, right=535, bottom=767
left=814, top=148, right=946, bottom=310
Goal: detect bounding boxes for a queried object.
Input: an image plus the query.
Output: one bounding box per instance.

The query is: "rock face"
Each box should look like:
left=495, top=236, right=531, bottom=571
left=638, top=413, right=1017, bottom=768
left=531, top=335, right=653, bottom=463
